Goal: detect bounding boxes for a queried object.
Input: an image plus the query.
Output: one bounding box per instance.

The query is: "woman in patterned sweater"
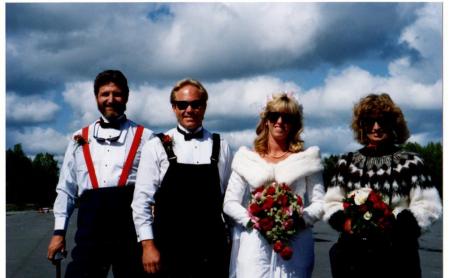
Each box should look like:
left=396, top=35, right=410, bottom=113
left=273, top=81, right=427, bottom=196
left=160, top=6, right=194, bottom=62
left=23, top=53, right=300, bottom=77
left=323, top=93, right=441, bottom=278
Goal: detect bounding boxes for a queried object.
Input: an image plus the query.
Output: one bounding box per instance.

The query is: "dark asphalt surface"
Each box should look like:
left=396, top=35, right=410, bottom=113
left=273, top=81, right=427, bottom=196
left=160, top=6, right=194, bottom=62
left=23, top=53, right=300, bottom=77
left=6, top=210, right=442, bottom=278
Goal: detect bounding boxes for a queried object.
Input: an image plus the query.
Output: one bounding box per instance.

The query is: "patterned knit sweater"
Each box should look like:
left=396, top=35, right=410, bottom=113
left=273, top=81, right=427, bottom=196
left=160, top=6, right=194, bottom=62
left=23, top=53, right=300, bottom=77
left=323, top=145, right=442, bottom=231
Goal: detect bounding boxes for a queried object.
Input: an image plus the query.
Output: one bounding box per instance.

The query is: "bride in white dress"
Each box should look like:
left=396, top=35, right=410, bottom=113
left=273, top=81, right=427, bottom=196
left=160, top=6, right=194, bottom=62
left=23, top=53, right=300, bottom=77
left=223, top=93, right=324, bottom=278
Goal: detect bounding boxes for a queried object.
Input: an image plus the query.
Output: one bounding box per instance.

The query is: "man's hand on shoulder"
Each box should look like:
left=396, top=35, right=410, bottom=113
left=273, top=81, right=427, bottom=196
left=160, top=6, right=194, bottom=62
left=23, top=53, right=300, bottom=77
left=141, top=239, right=161, bottom=274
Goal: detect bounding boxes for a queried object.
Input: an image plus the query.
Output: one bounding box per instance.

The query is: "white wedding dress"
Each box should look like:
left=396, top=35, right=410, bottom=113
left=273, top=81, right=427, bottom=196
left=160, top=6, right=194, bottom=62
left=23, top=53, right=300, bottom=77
left=223, top=146, right=325, bottom=278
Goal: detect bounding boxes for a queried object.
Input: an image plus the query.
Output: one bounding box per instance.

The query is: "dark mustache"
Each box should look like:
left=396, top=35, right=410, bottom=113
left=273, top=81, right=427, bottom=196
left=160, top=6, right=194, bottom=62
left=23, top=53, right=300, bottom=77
left=101, top=102, right=126, bottom=113
left=104, top=102, right=125, bottom=108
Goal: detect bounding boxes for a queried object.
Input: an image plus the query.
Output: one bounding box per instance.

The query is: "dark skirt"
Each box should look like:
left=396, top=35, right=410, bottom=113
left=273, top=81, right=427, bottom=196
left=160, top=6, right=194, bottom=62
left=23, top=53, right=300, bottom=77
left=329, top=233, right=421, bottom=278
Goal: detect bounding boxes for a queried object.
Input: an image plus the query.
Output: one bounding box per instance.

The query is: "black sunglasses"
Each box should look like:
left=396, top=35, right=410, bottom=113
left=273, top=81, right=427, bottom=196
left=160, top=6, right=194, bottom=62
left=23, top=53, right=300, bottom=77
left=172, top=100, right=206, bottom=110
left=361, top=115, right=393, bottom=128
left=266, top=112, right=296, bottom=124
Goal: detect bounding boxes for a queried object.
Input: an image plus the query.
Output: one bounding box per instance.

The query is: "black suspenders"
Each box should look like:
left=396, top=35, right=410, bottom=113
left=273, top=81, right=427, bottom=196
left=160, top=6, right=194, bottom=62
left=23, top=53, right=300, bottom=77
left=210, top=133, right=220, bottom=165
left=156, top=133, right=177, bottom=161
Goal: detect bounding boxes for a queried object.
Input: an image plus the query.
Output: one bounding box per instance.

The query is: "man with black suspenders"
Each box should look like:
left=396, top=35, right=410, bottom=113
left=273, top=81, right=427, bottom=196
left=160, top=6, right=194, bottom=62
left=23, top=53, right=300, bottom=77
left=132, top=78, right=232, bottom=277
left=47, top=70, right=153, bottom=277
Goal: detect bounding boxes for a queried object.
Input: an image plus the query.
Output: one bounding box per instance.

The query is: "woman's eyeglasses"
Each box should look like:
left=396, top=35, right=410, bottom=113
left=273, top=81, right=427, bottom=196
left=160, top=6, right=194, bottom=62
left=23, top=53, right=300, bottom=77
left=172, top=100, right=206, bottom=110
left=267, top=112, right=296, bottom=124
left=361, top=116, right=392, bottom=129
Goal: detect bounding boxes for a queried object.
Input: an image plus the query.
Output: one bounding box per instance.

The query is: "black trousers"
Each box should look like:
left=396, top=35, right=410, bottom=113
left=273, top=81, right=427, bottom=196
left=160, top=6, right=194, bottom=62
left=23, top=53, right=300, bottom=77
left=65, top=186, right=145, bottom=278
left=329, top=234, right=421, bottom=278
left=152, top=159, right=229, bottom=278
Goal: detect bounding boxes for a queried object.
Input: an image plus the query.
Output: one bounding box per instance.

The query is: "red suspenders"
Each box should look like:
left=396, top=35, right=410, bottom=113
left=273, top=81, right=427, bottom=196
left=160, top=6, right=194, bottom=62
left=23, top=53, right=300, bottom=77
left=82, top=127, right=99, bottom=189
left=81, top=125, right=144, bottom=189
left=118, top=126, right=144, bottom=187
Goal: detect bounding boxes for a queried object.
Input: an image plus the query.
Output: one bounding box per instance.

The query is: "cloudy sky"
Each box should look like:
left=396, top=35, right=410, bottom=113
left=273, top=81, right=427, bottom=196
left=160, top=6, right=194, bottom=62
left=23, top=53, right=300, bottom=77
left=5, top=2, right=443, bottom=161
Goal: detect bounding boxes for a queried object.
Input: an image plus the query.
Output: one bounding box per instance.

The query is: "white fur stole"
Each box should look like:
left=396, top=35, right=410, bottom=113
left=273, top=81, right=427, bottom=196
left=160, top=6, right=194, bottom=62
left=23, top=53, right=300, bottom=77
left=231, top=146, right=323, bottom=189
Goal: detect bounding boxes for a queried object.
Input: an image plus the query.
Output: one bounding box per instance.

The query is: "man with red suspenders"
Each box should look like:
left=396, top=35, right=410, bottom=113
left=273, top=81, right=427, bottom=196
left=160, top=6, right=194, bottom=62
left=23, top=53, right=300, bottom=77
left=132, top=78, right=232, bottom=277
left=47, top=70, right=153, bottom=277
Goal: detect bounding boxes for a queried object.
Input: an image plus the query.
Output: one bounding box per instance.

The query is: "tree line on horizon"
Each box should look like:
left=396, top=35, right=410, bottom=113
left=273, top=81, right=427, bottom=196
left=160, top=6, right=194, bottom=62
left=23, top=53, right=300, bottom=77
left=6, top=144, right=59, bottom=210
left=5, top=141, right=443, bottom=210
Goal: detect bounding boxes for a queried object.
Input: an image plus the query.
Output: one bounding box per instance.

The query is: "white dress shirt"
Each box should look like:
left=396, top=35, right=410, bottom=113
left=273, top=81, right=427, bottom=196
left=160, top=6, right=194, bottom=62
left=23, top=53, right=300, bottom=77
left=53, top=117, right=153, bottom=231
left=132, top=125, right=233, bottom=241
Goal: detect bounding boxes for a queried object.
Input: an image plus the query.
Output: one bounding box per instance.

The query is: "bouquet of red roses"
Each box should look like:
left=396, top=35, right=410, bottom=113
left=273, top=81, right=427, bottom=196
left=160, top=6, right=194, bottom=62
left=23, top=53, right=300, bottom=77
left=246, top=181, right=304, bottom=260
left=342, top=188, right=394, bottom=238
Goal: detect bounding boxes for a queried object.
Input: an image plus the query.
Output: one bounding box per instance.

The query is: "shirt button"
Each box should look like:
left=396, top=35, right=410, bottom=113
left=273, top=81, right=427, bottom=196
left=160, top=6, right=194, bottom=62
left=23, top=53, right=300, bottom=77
left=105, top=164, right=108, bottom=167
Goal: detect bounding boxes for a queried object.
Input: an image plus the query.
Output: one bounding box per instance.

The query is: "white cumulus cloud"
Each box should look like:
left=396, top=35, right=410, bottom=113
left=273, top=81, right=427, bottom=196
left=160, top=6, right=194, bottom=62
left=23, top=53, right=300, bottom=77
left=300, top=65, right=441, bottom=120
left=62, top=81, right=99, bottom=130
left=391, top=3, right=442, bottom=83
left=302, top=126, right=361, bottom=156
left=221, top=129, right=255, bottom=152
left=9, top=127, right=70, bottom=155
left=206, top=76, right=301, bottom=118
left=6, top=93, right=60, bottom=124
left=5, top=3, right=443, bottom=158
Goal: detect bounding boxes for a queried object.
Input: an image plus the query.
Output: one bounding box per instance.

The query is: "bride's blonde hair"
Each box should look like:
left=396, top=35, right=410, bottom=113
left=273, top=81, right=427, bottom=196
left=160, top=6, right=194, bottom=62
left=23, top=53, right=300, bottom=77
left=254, top=93, right=304, bottom=154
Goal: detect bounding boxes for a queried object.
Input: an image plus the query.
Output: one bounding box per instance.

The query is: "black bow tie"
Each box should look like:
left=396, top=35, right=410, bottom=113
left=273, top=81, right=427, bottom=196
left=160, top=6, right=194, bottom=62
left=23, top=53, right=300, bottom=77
left=177, top=126, right=203, bottom=141
left=99, top=117, right=125, bottom=130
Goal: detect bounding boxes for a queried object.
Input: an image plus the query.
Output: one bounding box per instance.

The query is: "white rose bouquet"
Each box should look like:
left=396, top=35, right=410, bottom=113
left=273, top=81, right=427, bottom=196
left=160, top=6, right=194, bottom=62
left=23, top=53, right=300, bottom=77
left=342, top=188, right=395, bottom=238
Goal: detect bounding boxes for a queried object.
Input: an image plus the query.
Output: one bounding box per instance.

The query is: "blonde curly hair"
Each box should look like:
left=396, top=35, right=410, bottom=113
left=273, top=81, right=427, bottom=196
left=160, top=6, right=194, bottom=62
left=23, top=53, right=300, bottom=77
left=254, top=93, right=304, bottom=154
left=352, top=93, right=410, bottom=145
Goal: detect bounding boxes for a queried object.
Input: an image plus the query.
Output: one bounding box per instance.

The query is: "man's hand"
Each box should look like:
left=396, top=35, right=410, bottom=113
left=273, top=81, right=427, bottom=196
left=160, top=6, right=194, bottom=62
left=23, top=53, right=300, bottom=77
left=141, top=240, right=161, bottom=274
left=47, top=235, right=66, bottom=264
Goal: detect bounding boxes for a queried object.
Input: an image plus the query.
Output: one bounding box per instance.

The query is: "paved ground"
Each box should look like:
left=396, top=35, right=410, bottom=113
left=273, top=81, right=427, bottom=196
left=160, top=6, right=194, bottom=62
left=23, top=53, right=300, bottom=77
left=6, top=210, right=442, bottom=278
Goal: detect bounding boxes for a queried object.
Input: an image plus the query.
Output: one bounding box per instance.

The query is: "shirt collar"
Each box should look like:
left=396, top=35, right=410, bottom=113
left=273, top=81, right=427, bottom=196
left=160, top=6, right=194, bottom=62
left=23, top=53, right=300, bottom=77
left=94, top=115, right=129, bottom=143
left=177, top=124, right=203, bottom=134
left=100, top=114, right=127, bottom=125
